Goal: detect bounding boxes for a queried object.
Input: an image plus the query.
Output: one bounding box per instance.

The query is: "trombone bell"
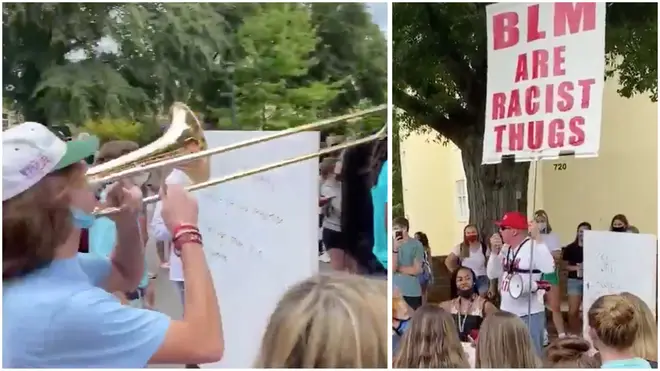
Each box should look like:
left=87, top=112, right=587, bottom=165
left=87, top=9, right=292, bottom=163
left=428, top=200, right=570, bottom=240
left=86, top=102, right=210, bottom=187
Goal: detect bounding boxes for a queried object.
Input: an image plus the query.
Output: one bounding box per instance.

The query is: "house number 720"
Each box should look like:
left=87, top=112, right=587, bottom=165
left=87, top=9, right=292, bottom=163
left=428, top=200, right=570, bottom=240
left=553, top=163, right=567, bottom=171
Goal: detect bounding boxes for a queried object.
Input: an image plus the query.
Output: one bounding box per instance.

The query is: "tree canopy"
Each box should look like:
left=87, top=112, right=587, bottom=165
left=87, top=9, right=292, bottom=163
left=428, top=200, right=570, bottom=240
left=393, top=3, right=657, bottom=233
left=3, top=3, right=386, bottom=141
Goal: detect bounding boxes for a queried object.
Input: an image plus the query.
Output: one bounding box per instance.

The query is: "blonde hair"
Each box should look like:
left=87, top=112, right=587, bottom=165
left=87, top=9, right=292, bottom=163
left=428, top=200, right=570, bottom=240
left=544, top=337, right=601, bottom=368
left=476, top=311, right=542, bottom=368
left=534, top=209, right=553, bottom=233
left=588, top=294, right=640, bottom=350
left=255, top=273, right=387, bottom=368
left=621, top=292, right=657, bottom=361
left=394, top=305, right=469, bottom=368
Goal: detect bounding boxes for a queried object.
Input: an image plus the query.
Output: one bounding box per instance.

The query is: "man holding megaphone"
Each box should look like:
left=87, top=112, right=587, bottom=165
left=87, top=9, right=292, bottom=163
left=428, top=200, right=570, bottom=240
left=486, top=211, right=555, bottom=356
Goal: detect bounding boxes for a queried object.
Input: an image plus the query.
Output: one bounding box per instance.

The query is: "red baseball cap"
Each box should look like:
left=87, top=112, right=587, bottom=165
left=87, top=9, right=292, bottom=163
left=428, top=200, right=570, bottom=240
left=495, top=211, right=528, bottom=230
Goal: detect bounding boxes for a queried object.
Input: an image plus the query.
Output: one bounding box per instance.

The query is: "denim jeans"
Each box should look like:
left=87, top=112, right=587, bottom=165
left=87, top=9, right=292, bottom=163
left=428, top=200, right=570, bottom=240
left=520, top=311, right=546, bottom=356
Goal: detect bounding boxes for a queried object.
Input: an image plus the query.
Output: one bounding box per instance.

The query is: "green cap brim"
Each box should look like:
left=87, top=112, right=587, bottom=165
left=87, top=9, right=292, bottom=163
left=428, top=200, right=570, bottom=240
left=54, top=136, right=100, bottom=170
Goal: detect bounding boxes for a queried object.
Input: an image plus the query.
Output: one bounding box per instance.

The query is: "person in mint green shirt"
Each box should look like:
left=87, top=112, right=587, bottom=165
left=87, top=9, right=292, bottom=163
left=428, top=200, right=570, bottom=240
left=588, top=294, right=653, bottom=369
left=371, top=159, right=388, bottom=270
left=392, top=217, right=424, bottom=310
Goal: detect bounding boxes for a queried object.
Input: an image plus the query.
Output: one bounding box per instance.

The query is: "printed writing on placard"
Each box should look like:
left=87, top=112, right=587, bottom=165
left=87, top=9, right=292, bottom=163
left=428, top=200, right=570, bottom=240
left=201, top=226, right=265, bottom=261
left=483, top=2, right=605, bottom=163
left=205, top=196, right=284, bottom=225
left=597, top=253, right=614, bottom=275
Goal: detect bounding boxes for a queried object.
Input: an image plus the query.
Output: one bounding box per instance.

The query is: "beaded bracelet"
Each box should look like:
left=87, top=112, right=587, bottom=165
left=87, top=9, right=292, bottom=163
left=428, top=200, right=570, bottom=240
left=172, top=223, right=199, bottom=238
left=172, top=232, right=203, bottom=256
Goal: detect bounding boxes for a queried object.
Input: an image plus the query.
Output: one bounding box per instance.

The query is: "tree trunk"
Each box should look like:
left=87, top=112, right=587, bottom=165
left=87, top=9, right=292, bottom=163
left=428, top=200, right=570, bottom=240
left=460, top=136, right=530, bottom=240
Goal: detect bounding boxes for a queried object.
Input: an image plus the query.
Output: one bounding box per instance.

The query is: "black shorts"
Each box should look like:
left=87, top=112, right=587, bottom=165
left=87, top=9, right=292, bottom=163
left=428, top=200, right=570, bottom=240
left=322, top=228, right=342, bottom=250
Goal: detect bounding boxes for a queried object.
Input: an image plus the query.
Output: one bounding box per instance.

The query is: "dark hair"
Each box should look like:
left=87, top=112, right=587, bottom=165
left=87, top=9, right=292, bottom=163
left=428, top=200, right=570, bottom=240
left=95, top=140, right=139, bottom=164
left=414, top=232, right=429, bottom=247
left=544, top=337, right=600, bottom=368
left=366, top=137, right=387, bottom=188
left=573, top=221, right=592, bottom=244
left=459, top=224, right=479, bottom=259
left=393, top=217, right=409, bottom=231
left=610, top=214, right=629, bottom=230
left=449, top=266, right=478, bottom=299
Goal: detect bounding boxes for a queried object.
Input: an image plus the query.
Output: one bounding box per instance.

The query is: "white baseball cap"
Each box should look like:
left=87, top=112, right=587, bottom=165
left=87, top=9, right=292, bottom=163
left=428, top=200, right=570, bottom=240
left=3, top=122, right=99, bottom=201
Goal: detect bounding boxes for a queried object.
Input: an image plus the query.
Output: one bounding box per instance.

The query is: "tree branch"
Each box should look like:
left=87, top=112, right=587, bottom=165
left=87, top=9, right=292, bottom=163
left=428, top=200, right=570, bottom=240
left=394, top=86, right=469, bottom=144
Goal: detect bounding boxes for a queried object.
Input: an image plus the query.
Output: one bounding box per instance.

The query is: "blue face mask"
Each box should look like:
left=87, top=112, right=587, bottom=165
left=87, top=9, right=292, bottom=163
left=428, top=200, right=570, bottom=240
left=71, top=208, right=96, bottom=229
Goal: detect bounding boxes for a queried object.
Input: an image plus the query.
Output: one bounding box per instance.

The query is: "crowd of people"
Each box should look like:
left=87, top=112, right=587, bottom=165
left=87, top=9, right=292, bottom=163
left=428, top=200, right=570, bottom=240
left=392, top=210, right=657, bottom=368
left=3, top=122, right=389, bottom=368
left=317, top=133, right=389, bottom=278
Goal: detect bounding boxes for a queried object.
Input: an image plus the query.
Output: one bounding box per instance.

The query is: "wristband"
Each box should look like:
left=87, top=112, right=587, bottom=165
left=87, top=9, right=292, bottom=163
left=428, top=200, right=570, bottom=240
left=172, top=232, right=203, bottom=256
left=173, top=228, right=201, bottom=242
left=172, top=223, right=199, bottom=238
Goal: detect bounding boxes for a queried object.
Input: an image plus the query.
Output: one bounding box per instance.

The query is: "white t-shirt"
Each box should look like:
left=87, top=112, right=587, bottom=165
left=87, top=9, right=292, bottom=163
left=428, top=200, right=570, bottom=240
left=451, top=243, right=489, bottom=277
left=150, top=169, right=193, bottom=282
left=486, top=238, right=555, bottom=316
left=540, top=232, right=562, bottom=252
left=320, top=180, right=341, bottom=232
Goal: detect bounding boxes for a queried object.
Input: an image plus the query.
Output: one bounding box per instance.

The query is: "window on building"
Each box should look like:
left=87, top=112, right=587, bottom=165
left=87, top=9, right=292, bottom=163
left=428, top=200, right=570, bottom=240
left=455, top=179, right=469, bottom=221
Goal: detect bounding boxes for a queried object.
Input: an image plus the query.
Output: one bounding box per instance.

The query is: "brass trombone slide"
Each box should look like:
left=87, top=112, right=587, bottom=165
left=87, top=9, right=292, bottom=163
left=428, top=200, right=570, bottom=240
left=91, top=104, right=386, bottom=186
left=95, top=125, right=386, bottom=216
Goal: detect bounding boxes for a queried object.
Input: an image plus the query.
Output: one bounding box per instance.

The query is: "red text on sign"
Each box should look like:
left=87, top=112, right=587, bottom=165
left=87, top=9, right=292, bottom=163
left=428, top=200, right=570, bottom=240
left=491, top=79, right=596, bottom=119
left=515, top=47, right=566, bottom=83
left=492, top=3, right=597, bottom=50
left=493, top=118, right=585, bottom=153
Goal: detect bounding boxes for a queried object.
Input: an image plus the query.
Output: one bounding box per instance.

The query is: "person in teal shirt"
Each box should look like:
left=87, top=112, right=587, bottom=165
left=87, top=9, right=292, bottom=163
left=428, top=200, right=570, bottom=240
left=371, top=159, right=388, bottom=270
left=95, top=188, right=151, bottom=308
left=392, top=217, right=424, bottom=310
left=588, top=294, right=653, bottom=369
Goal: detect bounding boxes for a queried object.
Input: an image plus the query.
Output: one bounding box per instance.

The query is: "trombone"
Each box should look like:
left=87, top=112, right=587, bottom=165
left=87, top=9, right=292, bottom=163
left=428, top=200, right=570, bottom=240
left=91, top=102, right=387, bottom=216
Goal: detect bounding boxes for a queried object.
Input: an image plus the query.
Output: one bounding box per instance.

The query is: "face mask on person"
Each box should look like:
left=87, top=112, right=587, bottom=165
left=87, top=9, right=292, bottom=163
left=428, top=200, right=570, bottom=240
left=465, top=235, right=478, bottom=243
left=612, top=226, right=626, bottom=232
left=71, top=208, right=96, bottom=229
left=537, top=222, right=547, bottom=233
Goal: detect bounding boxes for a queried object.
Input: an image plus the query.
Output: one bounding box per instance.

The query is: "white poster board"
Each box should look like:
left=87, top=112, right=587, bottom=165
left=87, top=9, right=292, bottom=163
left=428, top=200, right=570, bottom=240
left=483, top=3, right=606, bottom=164
left=582, top=230, right=657, bottom=339
left=199, top=131, right=319, bottom=368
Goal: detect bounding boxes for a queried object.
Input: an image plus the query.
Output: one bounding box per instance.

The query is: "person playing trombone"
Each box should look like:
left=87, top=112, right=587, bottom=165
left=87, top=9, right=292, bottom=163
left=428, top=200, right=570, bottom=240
left=3, top=122, right=223, bottom=367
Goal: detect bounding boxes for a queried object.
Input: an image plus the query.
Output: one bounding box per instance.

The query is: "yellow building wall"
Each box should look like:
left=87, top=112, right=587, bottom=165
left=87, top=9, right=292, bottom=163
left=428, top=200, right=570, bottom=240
left=399, top=133, right=462, bottom=256
left=399, top=79, right=658, bottom=253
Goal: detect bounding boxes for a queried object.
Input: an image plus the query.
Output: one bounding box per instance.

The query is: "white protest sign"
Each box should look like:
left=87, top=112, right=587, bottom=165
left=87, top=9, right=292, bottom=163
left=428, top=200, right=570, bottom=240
left=199, top=131, right=319, bottom=368
left=483, top=3, right=606, bottom=164
left=582, top=230, right=657, bottom=339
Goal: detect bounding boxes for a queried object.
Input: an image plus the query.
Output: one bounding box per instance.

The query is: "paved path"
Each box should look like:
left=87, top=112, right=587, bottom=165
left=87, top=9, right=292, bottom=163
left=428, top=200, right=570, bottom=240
left=147, top=242, right=331, bottom=368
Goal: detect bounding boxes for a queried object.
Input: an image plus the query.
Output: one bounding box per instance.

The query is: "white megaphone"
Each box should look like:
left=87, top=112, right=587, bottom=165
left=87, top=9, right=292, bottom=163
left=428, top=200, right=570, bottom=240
left=508, top=274, right=539, bottom=299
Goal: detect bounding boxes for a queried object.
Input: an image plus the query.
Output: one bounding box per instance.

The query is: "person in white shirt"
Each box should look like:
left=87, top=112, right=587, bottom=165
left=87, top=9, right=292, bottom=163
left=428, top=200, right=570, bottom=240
left=444, top=224, right=491, bottom=296
left=486, top=211, right=555, bottom=356
left=317, top=158, right=336, bottom=264
left=533, top=209, right=567, bottom=343
left=321, top=158, right=353, bottom=272
left=151, top=168, right=192, bottom=303
left=150, top=139, right=210, bottom=307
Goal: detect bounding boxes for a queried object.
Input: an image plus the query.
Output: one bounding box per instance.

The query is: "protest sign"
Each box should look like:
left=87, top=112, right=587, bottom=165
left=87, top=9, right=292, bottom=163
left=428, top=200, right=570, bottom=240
left=483, top=3, right=606, bottom=164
